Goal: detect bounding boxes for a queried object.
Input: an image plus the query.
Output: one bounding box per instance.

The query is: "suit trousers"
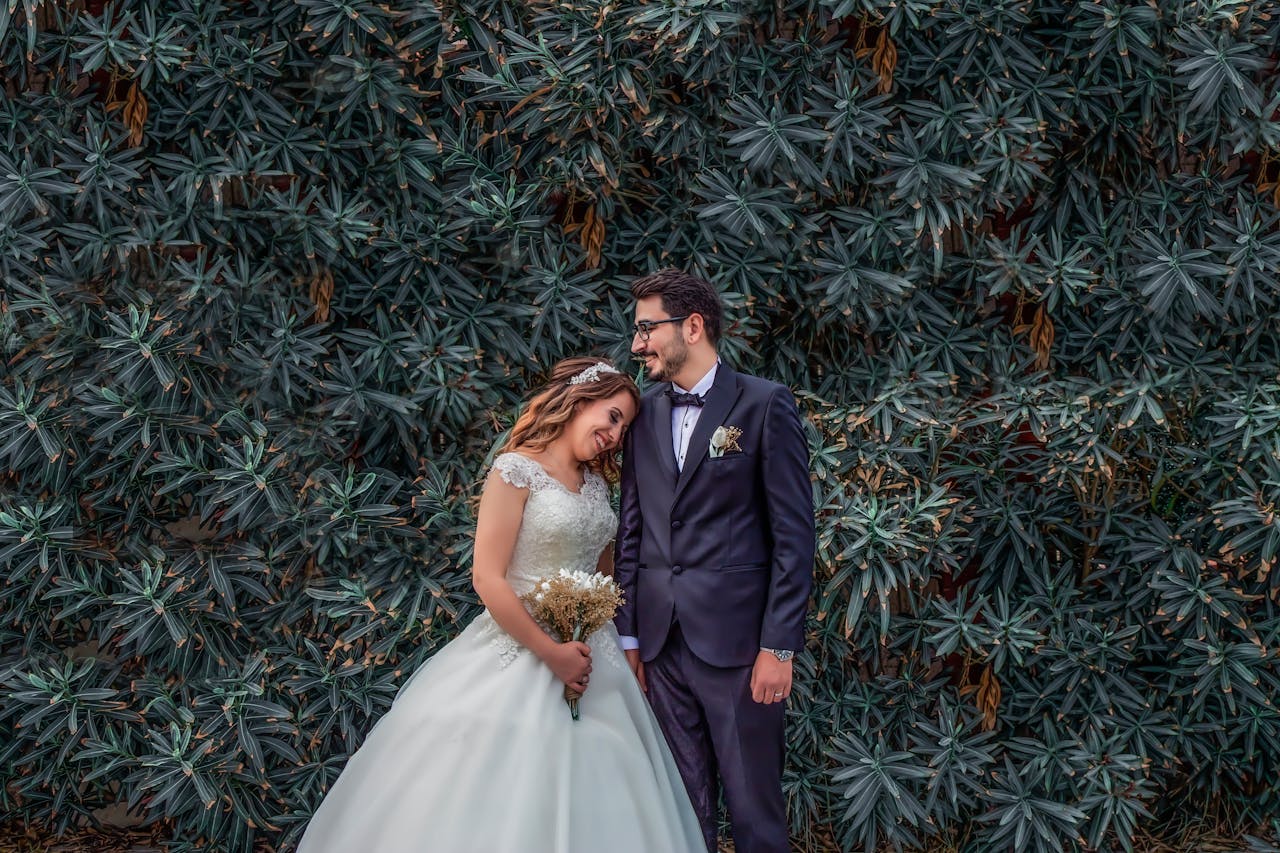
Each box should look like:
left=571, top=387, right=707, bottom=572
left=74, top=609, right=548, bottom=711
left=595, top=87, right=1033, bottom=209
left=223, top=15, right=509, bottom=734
left=646, top=622, right=789, bottom=853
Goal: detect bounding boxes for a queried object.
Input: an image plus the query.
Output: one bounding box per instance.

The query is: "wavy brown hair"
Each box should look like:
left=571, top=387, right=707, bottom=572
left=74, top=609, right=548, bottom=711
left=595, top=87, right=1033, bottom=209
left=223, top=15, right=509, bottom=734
left=498, top=357, right=640, bottom=482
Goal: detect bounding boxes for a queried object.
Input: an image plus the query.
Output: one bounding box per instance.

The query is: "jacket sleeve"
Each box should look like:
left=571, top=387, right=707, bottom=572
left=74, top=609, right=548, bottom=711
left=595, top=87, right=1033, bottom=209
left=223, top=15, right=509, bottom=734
left=613, top=427, right=642, bottom=637
left=759, top=386, right=815, bottom=652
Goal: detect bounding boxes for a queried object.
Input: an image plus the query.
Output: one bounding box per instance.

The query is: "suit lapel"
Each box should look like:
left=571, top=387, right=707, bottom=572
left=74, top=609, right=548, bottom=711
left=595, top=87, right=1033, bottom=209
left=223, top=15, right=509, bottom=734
left=649, top=388, right=678, bottom=486
left=674, top=365, right=742, bottom=502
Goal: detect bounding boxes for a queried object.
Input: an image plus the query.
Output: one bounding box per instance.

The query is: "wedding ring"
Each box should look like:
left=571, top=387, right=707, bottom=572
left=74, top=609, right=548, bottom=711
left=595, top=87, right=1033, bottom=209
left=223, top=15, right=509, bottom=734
left=773, top=691, right=783, bottom=697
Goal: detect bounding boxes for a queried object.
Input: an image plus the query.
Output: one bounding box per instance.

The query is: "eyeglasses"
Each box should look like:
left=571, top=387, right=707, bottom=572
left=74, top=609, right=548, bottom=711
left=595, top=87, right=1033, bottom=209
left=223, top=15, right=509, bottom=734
left=631, top=316, right=688, bottom=342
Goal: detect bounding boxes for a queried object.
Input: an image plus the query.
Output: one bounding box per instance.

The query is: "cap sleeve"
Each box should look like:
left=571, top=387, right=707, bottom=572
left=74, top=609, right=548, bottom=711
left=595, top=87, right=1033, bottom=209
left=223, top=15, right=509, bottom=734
left=489, top=453, right=547, bottom=491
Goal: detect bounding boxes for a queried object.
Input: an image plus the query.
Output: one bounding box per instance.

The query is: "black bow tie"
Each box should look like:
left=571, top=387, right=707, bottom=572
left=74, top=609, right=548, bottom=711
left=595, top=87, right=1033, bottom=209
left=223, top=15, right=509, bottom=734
left=667, top=389, right=705, bottom=408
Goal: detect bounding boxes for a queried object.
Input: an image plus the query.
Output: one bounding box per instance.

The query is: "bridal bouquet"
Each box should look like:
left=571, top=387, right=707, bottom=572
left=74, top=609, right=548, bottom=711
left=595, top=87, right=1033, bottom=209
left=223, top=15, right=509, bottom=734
left=522, top=569, right=624, bottom=721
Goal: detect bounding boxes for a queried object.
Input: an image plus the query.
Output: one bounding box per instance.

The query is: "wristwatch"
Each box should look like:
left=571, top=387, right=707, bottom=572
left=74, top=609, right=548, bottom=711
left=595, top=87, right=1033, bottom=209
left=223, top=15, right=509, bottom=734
left=761, top=647, right=794, bottom=662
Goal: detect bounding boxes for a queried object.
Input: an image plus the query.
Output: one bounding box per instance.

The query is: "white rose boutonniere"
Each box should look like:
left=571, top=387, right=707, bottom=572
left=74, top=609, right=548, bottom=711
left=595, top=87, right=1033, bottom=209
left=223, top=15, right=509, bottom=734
left=709, top=425, right=743, bottom=458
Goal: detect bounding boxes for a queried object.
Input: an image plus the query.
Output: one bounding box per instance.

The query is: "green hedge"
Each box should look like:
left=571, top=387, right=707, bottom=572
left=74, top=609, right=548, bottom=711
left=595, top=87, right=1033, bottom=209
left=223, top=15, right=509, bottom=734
left=2, top=1, right=1279, bottom=850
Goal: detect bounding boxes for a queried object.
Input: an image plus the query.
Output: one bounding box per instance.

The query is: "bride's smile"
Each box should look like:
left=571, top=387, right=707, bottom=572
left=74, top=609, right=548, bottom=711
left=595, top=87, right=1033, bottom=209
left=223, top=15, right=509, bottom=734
left=564, top=392, right=634, bottom=462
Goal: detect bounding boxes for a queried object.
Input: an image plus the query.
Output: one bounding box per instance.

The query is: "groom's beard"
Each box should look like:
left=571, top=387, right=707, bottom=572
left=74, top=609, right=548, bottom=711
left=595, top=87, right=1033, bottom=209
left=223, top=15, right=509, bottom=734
left=642, top=338, right=688, bottom=383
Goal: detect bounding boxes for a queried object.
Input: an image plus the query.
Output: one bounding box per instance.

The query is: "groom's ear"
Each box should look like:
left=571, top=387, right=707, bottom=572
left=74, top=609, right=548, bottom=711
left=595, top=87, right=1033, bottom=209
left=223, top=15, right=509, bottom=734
left=685, top=312, right=706, bottom=343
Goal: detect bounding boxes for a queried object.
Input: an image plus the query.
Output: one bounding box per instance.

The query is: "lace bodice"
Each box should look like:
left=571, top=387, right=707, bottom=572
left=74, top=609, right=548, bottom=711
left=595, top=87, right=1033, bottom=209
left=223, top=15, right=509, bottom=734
left=489, top=453, right=616, bottom=591
left=472, top=453, right=621, bottom=667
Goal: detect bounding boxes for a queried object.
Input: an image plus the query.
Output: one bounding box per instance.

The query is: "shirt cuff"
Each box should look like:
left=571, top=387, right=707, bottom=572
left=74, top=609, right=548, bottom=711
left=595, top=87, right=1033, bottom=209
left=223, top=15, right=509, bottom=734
left=618, top=635, right=640, bottom=651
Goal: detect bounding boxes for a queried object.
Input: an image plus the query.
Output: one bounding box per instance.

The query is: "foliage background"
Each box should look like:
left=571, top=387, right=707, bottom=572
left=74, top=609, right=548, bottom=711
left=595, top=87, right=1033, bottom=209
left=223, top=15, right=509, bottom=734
left=3, top=0, right=1280, bottom=850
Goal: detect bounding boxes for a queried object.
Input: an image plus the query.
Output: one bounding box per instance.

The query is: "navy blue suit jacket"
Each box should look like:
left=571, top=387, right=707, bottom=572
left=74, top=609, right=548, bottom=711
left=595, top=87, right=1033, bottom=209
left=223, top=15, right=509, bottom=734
left=613, top=364, right=815, bottom=668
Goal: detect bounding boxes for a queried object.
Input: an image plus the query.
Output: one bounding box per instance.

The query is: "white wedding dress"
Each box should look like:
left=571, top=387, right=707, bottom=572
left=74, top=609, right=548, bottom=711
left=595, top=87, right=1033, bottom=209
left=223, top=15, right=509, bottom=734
left=297, top=453, right=704, bottom=853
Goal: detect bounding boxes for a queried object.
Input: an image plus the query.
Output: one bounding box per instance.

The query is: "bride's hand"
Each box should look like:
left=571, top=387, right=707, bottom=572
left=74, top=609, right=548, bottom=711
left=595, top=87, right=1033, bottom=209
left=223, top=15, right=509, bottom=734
left=543, top=641, right=593, bottom=692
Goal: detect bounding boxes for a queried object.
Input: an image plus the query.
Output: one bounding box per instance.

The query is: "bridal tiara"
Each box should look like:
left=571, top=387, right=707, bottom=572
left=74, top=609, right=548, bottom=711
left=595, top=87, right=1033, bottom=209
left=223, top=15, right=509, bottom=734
left=568, top=362, right=621, bottom=385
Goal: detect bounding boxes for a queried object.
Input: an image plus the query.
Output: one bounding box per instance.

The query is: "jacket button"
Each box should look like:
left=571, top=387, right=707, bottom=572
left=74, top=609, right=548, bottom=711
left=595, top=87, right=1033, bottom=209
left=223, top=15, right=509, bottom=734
left=671, top=564, right=684, bottom=575
left=671, top=520, right=683, bottom=529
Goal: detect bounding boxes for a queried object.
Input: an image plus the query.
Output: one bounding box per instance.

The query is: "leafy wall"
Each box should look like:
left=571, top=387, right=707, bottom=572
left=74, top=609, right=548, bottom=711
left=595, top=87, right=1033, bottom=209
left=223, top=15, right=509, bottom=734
left=2, top=1, right=1279, bottom=850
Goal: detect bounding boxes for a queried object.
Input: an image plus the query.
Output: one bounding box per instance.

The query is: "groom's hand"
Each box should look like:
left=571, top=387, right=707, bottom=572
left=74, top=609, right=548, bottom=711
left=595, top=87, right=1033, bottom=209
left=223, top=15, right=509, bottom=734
left=750, top=651, right=793, bottom=705
left=625, top=649, right=647, bottom=693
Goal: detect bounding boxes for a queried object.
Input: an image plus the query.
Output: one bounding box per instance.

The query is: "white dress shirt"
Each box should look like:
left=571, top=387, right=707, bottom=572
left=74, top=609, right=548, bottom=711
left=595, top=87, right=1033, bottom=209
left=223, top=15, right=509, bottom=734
left=671, top=362, right=719, bottom=470
left=618, top=363, right=719, bottom=652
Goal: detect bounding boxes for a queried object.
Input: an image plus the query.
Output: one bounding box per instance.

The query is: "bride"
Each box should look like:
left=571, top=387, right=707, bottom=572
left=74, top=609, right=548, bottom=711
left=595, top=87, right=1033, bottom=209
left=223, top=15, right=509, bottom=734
left=297, top=357, right=704, bottom=852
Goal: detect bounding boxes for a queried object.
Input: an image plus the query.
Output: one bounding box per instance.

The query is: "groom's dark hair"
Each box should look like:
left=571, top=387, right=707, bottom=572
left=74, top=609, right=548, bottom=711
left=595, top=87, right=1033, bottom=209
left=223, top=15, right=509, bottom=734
left=630, top=268, right=723, bottom=344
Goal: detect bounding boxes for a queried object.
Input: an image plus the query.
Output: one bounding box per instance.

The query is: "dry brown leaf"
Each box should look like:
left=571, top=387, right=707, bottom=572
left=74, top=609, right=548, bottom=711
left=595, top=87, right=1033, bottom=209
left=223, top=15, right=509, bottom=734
left=506, top=84, right=553, bottom=119
left=854, top=23, right=897, bottom=95
left=580, top=203, right=606, bottom=268
left=309, top=268, right=334, bottom=323
left=561, top=197, right=607, bottom=268
left=123, top=81, right=148, bottom=148
left=872, top=28, right=897, bottom=95
left=977, top=664, right=1002, bottom=731
left=1029, top=304, right=1055, bottom=370
left=1014, top=303, right=1055, bottom=371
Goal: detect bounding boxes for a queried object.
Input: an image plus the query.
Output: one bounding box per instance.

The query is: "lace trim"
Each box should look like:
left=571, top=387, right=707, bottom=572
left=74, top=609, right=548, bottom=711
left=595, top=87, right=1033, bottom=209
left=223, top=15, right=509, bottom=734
left=582, top=470, right=609, bottom=501
left=473, top=611, right=525, bottom=669
left=475, top=610, right=624, bottom=671
left=490, top=453, right=607, bottom=500
left=590, top=631, right=625, bottom=670
left=490, top=453, right=549, bottom=491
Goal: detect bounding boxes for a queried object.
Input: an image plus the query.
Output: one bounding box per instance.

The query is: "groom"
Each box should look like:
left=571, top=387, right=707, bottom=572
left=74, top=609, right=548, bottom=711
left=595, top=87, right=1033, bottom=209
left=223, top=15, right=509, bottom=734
left=614, top=269, right=815, bottom=853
